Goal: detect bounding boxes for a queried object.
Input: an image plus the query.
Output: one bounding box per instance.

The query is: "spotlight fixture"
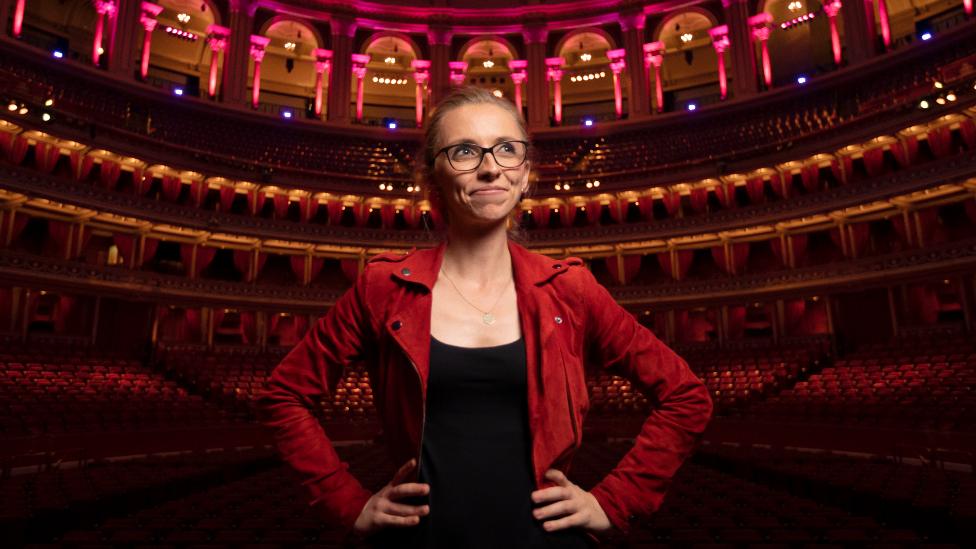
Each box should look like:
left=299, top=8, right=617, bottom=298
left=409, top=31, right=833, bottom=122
left=796, top=75, right=807, bottom=84
left=282, top=110, right=293, bottom=119
left=44, top=99, right=53, bottom=107
left=165, top=26, right=198, bottom=41
left=579, top=53, right=591, bottom=62
left=173, top=87, right=184, bottom=96
left=680, top=33, right=693, bottom=43
left=780, top=12, right=817, bottom=30
left=384, top=56, right=396, bottom=64
left=483, top=59, right=494, bottom=69
left=921, top=32, right=932, bottom=41
left=283, top=41, right=296, bottom=52
left=687, top=103, right=697, bottom=111
left=42, top=113, right=51, bottom=122
left=52, top=50, right=64, bottom=59
left=919, top=100, right=929, bottom=109
left=582, top=118, right=594, bottom=127
left=177, top=12, right=191, bottom=24
left=491, top=89, right=504, bottom=98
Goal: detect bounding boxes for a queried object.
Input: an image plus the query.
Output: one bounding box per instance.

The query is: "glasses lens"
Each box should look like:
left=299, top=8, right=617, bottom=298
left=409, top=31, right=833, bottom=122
left=448, top=144, right=483, bottom=171
left=492, top=141, right=527, bottom=167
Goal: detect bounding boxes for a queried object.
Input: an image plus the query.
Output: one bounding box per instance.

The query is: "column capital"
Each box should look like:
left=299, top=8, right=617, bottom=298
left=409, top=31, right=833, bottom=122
left=427, top=26, right=452, bottom=46
left=249, top=34, right=270, bottom=62
left=643, top=41, right=664, bottom=67
left=330, top=15, right=357, bottom=38
left=314, top=48, right=333, bottom=72
left=607, top=48, right=627, bottom=63
left=709, top=25, right=730, bottom=52
left=823, top=0, right=842, bottom=17
left=522, top=23, right=548, bottom=45
left=206, top=24, right=230, bottom=51
left=411, top=58, right=431, bottom=71
left=351, top=52, right=370, bottom=68
left=618, top=10, right=646, bottom=32
left=93, top=0, right=116, bottom=16
left=448, top=61, right=468, bottom=86
left=749, top=12, right=773, bottom=40
left=545, top=56, right=563, bottom=81
left=140, top=2, right=162, bottom=23
left=610, top=60, right=626, bottom=74
left=509, top=59, right=528, bottom=71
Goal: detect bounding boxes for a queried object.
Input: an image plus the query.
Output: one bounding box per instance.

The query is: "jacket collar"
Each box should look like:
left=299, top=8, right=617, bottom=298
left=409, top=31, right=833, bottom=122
left=388, top=238, right=574, bottom=291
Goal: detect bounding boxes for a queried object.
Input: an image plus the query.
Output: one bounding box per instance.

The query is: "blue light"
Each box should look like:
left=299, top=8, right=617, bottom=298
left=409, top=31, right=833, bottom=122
left=687, top=103, right=697, bottom=111
left=921, top=32, right=932, bottom=41
left=583, top=118, right=594, bottom=127
left=173, top=87, right=184, bottom=96
left=387, top=121, right=397, bottom=129
left=282, top=110, right=293, bottom=119
left=52, top=50, right=64, bottom=59
left=797, top=75, right=807, bottom=84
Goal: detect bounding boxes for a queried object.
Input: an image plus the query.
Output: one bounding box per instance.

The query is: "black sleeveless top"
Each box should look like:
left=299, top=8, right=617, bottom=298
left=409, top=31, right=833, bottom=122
left=368, top=335, right=593, bottom=548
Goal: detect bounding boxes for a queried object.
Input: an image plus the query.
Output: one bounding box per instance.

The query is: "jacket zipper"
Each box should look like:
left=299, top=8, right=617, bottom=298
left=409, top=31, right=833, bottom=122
left=409, top=357, right=427, bottom=477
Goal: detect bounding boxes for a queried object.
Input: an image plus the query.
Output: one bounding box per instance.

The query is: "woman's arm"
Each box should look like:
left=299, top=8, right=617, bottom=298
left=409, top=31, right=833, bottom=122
left=255, top=267, right=376, bottom=539
left=577, top=267, right=714, bottom=539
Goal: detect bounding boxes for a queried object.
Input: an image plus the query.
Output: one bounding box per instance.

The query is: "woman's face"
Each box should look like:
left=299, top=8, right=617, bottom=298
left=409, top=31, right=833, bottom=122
left=431, top=102, right=530, bottom=230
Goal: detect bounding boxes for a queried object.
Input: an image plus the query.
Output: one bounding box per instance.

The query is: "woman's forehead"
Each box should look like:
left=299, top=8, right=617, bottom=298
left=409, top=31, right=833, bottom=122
left=438, top=103, right=523, bottom=144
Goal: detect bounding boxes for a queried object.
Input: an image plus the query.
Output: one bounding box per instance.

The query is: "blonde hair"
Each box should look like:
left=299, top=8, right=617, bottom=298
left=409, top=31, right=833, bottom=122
left=418, top=87, right=535, bottom=241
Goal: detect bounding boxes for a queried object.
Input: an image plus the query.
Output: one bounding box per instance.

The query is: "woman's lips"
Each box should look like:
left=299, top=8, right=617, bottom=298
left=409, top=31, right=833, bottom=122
left=472, top=189, right=506, bottom=195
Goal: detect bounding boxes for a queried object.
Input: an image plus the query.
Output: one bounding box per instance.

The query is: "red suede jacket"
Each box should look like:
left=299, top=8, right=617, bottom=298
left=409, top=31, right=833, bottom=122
left=257, top=238, right=713, bottom=545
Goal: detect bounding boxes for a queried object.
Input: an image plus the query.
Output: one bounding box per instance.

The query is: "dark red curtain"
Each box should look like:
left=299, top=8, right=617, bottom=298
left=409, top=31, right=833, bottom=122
left=862, top=148, right=884, bottom=177
left=830, top=159, right=844, bottom=184
left=428, top=207, right=444, bottom=228
left=70, top=151, right=96, bottom=181
left=890, top=215, right=910, bottom=246
left=558, top=205, right=573, bottom=227
left=784, top=299, right=806, bottom=335
left=657, top=250, right=693, bottom=280
left=248, top=190, right=267, bottom=215
left=299, top=197, right=318, bottom=222
left=190, top=180, right=207, bottom=207
left=380, top=204, right=396, bottom=228
left=3, top=211, right=30, bottom=246
left=531, top=205, right=551, bottom=227
left=220, top=186, right=237, bottom=211
left=727, top=305, right=746, bottom=339
left=916, top=207, right=947, bottom=245
left=902, top=135, right=919, bottom=166
left=960, top=118, right=976, bottom=149
left=637, top=196, right=653, bottom=221
left=800, top=165, right=820, bottom=192
left=33, top=142, right=61, bottom=173
left=135, top=170, right=153, bottom=195
left=54, top=295, right=76, bottom=334
left=289, top=255, right=306, bottom=283
left=142, top=238, right=159, bottom=266
left=608, top=199, right=625, bottom=223
left=255, top=252, right=268, bottom=279
left=791, top=234, right=809, bottom=266
left=927, top=126, right=952, bottom=158
left=965, top=199, right=976, bottom=225
left=161, top=175, right=182, bottom=201
left=662, top=191, right=681, bottom=216
left=185, top=308, right=202, bottom=340
left=273, top=194, right=290, bottom=219
left=180, top=245, right=217, bottom=278
left=2, top=133, right=28, bottom=164
left=326, top=199, right=343, bottom=225
left=689, top=187, right=708, bottom=213
left=769, top=173, right=787, bottom=198
left=604, top=254, right=642, bottom=285
left=585, top=200, right=601, bottom=225
left=99, top=160, right=121, bottom=190
left=746, top=177, right=765, bottom=203
left=112, top=234, right=136, bottom=265
left=47, top=220, right=71, bottom=257
left=240, top=311, right=257, bottom=344
left=340, top=258, right=359, bottom=282
left=907, top=284, right=939, bottom=325
left=711, top=242, right=750, bottom=274
left=233, top=249, right=251, bottom=280
left=402, top=205, right=419, bottom=228
left=352, top=202, right=368, bottom=227
left=715, top=182, right=736, bottom=209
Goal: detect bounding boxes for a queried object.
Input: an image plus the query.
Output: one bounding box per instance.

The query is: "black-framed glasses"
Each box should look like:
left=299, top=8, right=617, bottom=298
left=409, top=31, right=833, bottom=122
left=434, top=140, right=529, bottom=172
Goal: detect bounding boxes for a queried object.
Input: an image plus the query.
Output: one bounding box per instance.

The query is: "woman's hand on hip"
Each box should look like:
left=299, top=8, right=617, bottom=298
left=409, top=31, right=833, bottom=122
left=353, top=458, right=430, bottom=535
left=531, top=468, right=612, bottom=533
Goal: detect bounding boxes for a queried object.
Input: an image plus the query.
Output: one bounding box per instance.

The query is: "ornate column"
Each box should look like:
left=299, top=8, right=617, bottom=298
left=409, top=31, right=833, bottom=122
left=92, top=0, right=117, bottom=66
left=509, top=59, right=527, bottom=116
left=351, top=53, right=370, bottom=121
left=138, top=2, right=163, bottom=80
left=523, top=23, right=549, bottom=129
left=545, top=57, right=563, bottom=125
left=842, top=0, right=878, bottom=64
left=249, top=34, right=269, bottom=109
left=965, top=0, right=973, bottom=16
left=607, top=48, right=626, bottom=118
left=709, top=25, right=730, bottom=100
left=327, top=15, right=355, bottom=122
left=426, top=25, right=452, bottom=105
left=749, top=13, right=773, bottom=89
left=205, top=25, right=229, bottom=98
left=223, top=1, right=254, bottom=106
left=448, top=61, right=468, bottom=87
left=411, top=59, right=430, bottom=127
left=823, top=1, right=843, bottom=66
left=619, top=9, right=649, bottom=116
left=313, top=49, right=332, bottom=118
left=643, top=41, right=664, bottom=113
left=722, top=0, right=758, bottom=98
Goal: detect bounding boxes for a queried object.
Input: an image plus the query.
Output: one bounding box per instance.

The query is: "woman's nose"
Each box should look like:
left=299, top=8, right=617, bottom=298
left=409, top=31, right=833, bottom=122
left=477, top=152, right=502, bottom=178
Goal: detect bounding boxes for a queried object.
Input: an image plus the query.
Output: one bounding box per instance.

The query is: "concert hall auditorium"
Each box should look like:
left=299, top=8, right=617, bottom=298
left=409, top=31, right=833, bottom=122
left=0, top=0, right=974, bottom=547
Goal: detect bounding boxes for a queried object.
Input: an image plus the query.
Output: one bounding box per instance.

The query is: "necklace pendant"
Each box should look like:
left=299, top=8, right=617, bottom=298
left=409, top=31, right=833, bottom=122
left=482, top=312, right=495, bottom=325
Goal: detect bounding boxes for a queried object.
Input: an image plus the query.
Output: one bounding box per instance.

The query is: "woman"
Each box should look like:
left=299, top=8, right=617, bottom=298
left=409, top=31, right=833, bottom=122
left=257, top=87, right=713, bottom=548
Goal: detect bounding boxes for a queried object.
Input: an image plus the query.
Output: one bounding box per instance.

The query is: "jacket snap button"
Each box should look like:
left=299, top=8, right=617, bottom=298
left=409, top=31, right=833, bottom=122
left=392, top=320, right=402, bottom=330
left=554, top=316, right=563, bottom=324
left=401, top=268, right=411, bottom=276
left=553, top=264, right=562, bottom=269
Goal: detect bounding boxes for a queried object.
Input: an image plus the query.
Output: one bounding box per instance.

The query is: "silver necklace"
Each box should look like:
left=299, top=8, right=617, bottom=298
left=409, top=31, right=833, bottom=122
left=439, top=266, right=513, bottom=326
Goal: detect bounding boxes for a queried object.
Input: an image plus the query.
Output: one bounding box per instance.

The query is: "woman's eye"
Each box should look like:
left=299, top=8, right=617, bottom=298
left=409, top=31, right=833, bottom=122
left=453, top=145, right=475, bottom=156
left=499, top=143, right=516, bottom=153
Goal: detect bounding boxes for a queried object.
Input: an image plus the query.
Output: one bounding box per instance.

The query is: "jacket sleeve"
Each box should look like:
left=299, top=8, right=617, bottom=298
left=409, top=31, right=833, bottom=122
left=578, top=267, right=714, bottom=540
left=255, top=266, right=376, bottom=539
